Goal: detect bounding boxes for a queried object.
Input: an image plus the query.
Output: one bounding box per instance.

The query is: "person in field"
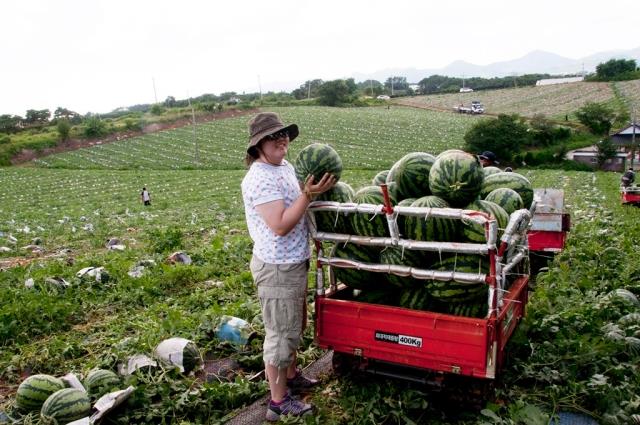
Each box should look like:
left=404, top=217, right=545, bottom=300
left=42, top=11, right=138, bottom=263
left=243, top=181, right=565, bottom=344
left=621, top=167, right=635, bottom=187
left=478, top=151, right=499, bottom=167
left=140, top=187, right=151, bottom=206
left=241, top=112, right=335, bottom=421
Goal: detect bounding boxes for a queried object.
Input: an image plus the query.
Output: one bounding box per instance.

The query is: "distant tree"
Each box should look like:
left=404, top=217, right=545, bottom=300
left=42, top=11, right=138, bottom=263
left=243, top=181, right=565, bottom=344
left=164, top=96, right=177, bottom=108
left=56, top=119, right=71, bottom=141
left=595, top=59, right=638, bottom=81
left=529, top=114, right=556, bottom=147
left=53, top=107, right=81, bottom=123
left=291, top=79, right=324, bottom=100
left=575, top=102, right=615, bottom=136
left=83, top=116, right=107, bottom=138
left=463, top=114, right=530, bottom=161
left=384, top=76, right=408, bottom=93
left=150, top=104, right=164, bottom=115
left=25, top=109, right=51, bottom=124
left=356, top=80, right=384, bottom=97
left=0, top=114, right=23, bottom=133
left=317, top=79, right=357, bottom=106
left=596, top=138, right=617, bottom=168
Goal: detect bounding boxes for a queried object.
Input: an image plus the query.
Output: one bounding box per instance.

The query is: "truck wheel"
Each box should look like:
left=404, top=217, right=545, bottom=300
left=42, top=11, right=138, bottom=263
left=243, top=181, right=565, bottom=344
left=331, top=351, right=360, bottom=376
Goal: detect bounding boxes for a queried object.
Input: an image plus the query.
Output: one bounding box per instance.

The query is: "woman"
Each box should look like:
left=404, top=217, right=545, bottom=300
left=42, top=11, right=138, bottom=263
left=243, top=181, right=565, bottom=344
left=241, top=112, right=335, bottom=421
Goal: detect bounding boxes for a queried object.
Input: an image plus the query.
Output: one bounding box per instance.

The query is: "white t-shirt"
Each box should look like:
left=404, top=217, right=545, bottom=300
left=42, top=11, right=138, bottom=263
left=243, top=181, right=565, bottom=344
left=241, top=160, right=310, bottom=264
left=142, top=190, right=150, bottom=201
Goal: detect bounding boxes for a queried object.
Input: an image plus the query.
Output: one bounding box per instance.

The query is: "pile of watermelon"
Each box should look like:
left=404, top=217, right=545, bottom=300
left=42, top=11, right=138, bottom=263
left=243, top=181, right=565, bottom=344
left=295, top=146, right=533, bottom=317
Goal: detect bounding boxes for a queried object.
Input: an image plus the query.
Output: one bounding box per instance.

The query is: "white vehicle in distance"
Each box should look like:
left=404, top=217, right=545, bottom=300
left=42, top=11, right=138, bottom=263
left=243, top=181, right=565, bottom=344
left=376, top=95, right=391, bottom=100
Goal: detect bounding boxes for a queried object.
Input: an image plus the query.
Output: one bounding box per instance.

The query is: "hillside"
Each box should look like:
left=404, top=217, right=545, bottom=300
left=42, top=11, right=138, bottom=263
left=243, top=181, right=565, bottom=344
left=31, top=107, right=481, bottom=170
left=395, top=81, right=620, bottom=120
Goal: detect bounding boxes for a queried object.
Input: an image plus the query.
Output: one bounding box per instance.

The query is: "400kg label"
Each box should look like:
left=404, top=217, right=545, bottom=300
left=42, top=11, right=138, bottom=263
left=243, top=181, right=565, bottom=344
left=374, top=331, right=423, bottom=348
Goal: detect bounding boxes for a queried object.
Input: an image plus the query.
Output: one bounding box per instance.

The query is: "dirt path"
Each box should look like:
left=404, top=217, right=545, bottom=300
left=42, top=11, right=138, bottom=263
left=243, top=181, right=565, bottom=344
left=11, top=108, right=259, bottom=165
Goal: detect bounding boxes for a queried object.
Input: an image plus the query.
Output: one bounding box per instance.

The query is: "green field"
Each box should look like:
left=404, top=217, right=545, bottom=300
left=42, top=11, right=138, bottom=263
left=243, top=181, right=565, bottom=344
left=32, top=106, right=480, bottom=170
left=396, top=80, right=636, bottom=120
left=1, top=106, right=640, bottom=424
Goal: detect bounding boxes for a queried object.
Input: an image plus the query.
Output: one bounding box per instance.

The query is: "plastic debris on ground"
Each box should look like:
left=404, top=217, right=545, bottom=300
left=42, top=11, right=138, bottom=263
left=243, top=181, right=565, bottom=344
left=76, top=266, right=109, bottom=283
left=0, top=247, right=11, bottom=252
left=550, top=411, right=599, bottom=425
left=24, top=278, right=34, bottom=288
left=90, top=386, right=135, bottom=424
left=167, top=251, right=192, bottom=265
left=45, top=277, right=70, bottom=288
left=62, top=373, right=86, bottom=391
left=215, top=316, right=256, bottom=346
left=118, top=354, right=158, bottom=375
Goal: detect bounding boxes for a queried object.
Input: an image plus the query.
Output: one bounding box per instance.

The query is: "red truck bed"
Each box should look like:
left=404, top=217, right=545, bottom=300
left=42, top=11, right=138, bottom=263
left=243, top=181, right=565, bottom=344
left=315, top=276, right=528, bottom=379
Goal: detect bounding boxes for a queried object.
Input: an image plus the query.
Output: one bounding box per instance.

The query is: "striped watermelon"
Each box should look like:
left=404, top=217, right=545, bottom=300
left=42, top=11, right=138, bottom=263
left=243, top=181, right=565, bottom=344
left=380, top=246, right=429, bottom=288
left=386, top=152, right=436, bottom=199
left=461, top=199, right=509, bottom=243
left=155, top=338, right=202, bottom=373
left=404, top=196, right=458, bottom=242
left=441, top=300, right=488, bottom=318
left=351, top=186, right=395, bottom=237
left=355, top=287, right=398, bottom=305
left=314, top=181, right=355, bottom=234
left=399, top=286, right=432, bottom=310
left=84, top=369, right=120, bottom=398
left=40, top=388, right=91, bottom=425
left=484, top=187, right=524, bottom=215
left=481, top=172, right=534, bottom=208
left=372, top=170, right=389, bottom=186
left=396, top=198, right=415, bottom=235
left=429, top=150, right=484, bottom=207
left=293, top=143, right=342, bottom=184
left=428, top=255, right=489, bottom=302
left=331, top=243, right=382, bottom=290
left=15, top=374, right=65, bottom=412
left=483, top=166, right=502, bottom=177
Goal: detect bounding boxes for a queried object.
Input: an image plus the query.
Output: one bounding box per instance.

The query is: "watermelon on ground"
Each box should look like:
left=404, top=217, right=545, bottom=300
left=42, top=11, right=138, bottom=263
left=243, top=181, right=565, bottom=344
left=351, top=186, right=396, bottom=237
left=404, top=196, right=457, bottom=242
left=461, top=199, right=509, bottom=243
left=331, top=243, right=383, bottom=290
left=481, top=171, right=534, bottom=208
left=154, top=338, right=202, bottom=373
left=429, top=150, right=484, bottom=207
left=15, top=374, right=65, bottom=412
left=293, top=143, right=342, bottom=184
left=84, top=369, right=121, bottom=399
left=314, top=181, right=355, bottom=233
left=372, top=170, right=389, bottom=186
left=484, top=187, right=524, bottom=215
left=40, top=388, right=91, bottom=425
left=386, top=152, right=436, bottom=199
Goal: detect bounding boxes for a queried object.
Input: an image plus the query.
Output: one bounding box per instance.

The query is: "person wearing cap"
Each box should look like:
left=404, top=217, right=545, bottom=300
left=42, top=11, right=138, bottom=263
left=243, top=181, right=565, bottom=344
left=621, top=167, right=635, bottom=187
left=478, top=151, right=499, bottom=167
left=241, top=112, right=335, bottom=421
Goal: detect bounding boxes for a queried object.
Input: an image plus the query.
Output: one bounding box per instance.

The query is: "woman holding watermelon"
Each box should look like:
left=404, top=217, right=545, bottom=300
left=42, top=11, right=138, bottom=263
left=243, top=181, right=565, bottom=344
left=241, top=112, right=335, bottom=421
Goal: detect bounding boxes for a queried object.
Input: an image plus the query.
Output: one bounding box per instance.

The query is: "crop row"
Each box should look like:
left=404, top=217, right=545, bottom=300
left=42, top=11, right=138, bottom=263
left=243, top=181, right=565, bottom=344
left=33, top=107, right=475, bottom=170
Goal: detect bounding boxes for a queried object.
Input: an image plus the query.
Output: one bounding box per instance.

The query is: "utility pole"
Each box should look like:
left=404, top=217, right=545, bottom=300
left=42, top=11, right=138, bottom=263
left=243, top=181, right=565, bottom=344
left=257, top=75, right=263, bottom=101
left=307, top=80, right=311, bottom=99
left=370, top=79, right=373, bottom=96
left=152, top=77, right=158, bottom=104
left=631, top=107, right=637, bottom=169
left=188, top=95, right=199, bottom=165
left=391, top=76, right=394, bottom=96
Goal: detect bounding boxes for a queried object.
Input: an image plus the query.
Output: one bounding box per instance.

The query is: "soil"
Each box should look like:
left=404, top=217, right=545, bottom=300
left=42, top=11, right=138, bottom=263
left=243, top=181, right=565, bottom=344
left=10, top=108, right=259, bottom=165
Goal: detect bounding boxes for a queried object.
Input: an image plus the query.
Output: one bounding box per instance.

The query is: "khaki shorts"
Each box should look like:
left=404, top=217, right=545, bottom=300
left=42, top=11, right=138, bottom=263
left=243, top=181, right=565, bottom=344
left=250, top=256, right=309, bottom=369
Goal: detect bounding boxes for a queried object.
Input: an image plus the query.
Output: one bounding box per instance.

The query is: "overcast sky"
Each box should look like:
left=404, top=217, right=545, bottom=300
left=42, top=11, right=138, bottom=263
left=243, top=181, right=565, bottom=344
left=1, top=0, right=638, bottom=116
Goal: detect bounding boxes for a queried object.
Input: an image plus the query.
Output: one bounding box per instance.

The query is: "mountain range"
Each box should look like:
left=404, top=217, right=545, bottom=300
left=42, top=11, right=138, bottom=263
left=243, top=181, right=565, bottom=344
left=351, top=47, right=640, bottom=83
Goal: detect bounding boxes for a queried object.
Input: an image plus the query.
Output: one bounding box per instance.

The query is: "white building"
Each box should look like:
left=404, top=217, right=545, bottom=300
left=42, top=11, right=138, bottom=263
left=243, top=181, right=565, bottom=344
left=535, top=76, right=584, bottom=86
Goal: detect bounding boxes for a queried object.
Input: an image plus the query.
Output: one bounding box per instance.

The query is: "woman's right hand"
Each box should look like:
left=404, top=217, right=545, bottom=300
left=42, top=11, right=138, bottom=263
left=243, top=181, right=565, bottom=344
left=303, top=173, right=336, bottom=200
